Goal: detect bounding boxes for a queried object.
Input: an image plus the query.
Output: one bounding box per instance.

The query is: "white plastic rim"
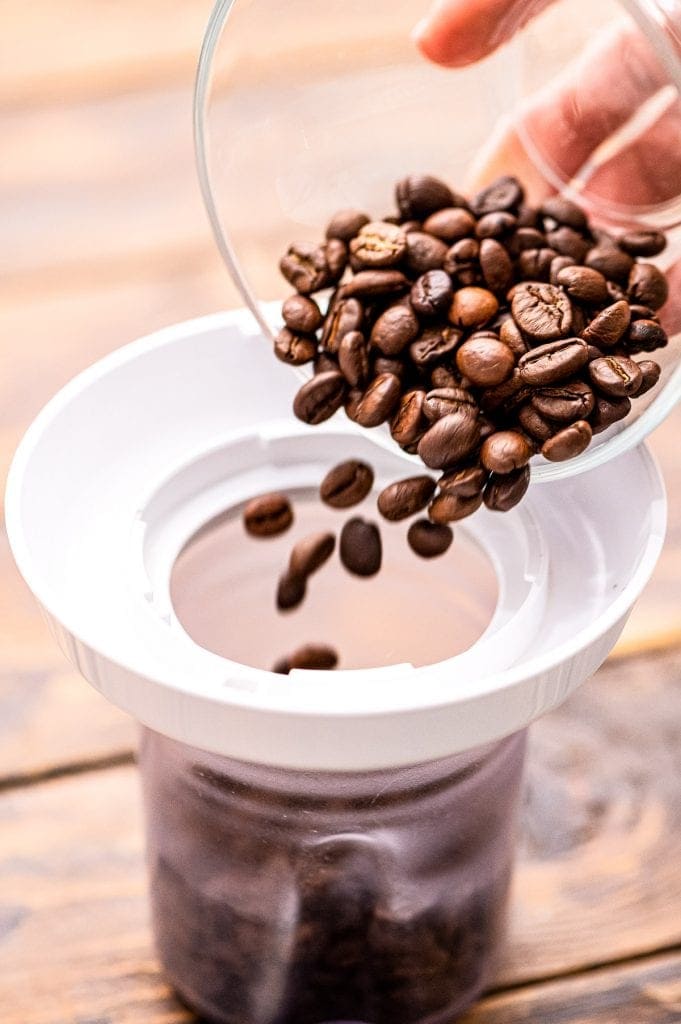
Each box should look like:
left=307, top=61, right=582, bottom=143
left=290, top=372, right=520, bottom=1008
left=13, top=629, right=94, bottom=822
left=5, top=311, right=667, bottom=770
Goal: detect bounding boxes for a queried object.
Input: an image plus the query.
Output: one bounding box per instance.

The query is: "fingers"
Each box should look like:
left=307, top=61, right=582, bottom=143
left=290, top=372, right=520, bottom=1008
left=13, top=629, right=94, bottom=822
left=413, top=0, right=555, bottom=67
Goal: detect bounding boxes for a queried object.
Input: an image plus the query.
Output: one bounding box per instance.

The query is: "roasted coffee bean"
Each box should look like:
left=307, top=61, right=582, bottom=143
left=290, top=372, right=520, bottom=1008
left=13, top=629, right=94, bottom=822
left=585, top=246, right=634, bottom=284
left=271, top=656, right=291, bottom=674
left=409, top=325, right=461, bottom=367
left=326, top=238, right=348, bottom=280
left=475, top=211, right=517, bottom=238
left=590, top=394, right=632, bottom=433
left=314, top=352, right=338, bottom=376
left=607, top=281, right=627, bottom=303
left=588, top=356, right=643, bottom=397
left=546, top=226, right=590, bottom=262
left=445, top=236, right=479, bottom=267
left=339, top=517, right=382, bottom=576
left=518, top=337, right=588, bottom=385
left=377, top=476, right=437, bottom=521
left=423, top=207, right=476, bottom=242
left=480, top=369, right=530, bottom=414
left=628, top=263, right=669, bottom=310
left=407, top=519, right=453, bottom=558
left=288, top=643, right=339, bottom=671
left=350, top=221, right=407, bottom=269
left=518, top=403, right=555, bottom=442
left=556, top=265, right=609, bottom=305
left=396, top=174, right=456, bottom=219
left=274, top=327, right=318, bottom=366
left=417, top=411, right=481, bottom=469
left=423, top=387, right=477, bottom=422
left=542, top=420, right=592, bottom=461
left=484, top=466, right=531, bottom=512
left=626, top=319, right=668, bottom=353
left=405, top=231, right=448, bottom=273
left=449, top=286, right=499, bottom=328
left=585, top=344, right=603, bottom=362
left=401, top=219, right=422, bottom=233
left=244, top=492, right=293, bottom=538
left=430, top=364, right=461, bottom=389
left=411, top=270, right=454, bottom=318
left=511, top=282, right=572, bottom=341
left=499, top=316, right=529, bottom=356
left=370, top=304, right=419, bottom=356
left=282, top=294, right=323, bottom=333
left=455, top=336, right=515, bottom=387
left=620, top=230, right=666, bottom=257
left=540, top=196, right=588, bottom=232
left=354, top=373, right=402, bottom=427
left=391, top=389, right=428, bottom=445
left=531, top=380, right=595, bottom=422
left=438, top=465, right=487, bottom=496
left=320, top=459, right=374, bottom=508
left=481, top=431, right=533, bottom=473
left=429, top=489, right=484, bottom=523
left=549, top=255, right=577, bottom=284
left=479, top=238, right=514, bottom=292
left=516, top=204, right=541, bottom=228
left=344, top=387, right=363, bottom=422
left=279, top=242, right=332, bottom=293
left=509, top=227, right=546, bottom=253
left=326, top=209, right=370, bottom=242
left=629, top=304, right=659, bottom=321
left=471, top=175, right=524, bottom=215
left=341, top=269, right=409, bottom=298
left=338, top=330, right=370, bottom=387
left=374, top=356, right=406, bottom=378
left=289, top=532, right=336, bottom=579
left=518, top=247, right=557, bottom=281
left=635, top=359, right=661, bottom=396
left=582, top=300, right=631, bottom=348
left=276, top=571, right=306, bottom=611
left=321, top=295, right=363, bottom=353
left=293, top=371, right=346, bottom=424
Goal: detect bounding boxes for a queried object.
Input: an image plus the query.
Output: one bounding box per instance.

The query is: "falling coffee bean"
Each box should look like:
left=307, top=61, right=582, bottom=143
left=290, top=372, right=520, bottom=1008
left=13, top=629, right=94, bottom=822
left=407, top=519, right=453, bottom=558
left=276, top=571, right=306, bottom=612
left=289, top=532, right=336, bottom=579
left=377, top=476, right=437, bottom=521
left=244, top=492, right=293, bottom=538
left=320, top=460, right=374, bottom=508
left=288, top=644, right=339, bottom=671
left=340, top=518, right=382, bottom=577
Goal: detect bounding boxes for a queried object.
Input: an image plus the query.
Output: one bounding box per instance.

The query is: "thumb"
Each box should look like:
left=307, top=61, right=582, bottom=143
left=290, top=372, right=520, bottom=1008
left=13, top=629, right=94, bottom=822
left=413, top=0, right=555, bottom=67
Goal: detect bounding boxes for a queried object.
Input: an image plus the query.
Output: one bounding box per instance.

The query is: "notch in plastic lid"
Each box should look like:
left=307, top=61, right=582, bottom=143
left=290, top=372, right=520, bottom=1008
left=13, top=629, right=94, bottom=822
left=194, top=0, right=681, bottom=483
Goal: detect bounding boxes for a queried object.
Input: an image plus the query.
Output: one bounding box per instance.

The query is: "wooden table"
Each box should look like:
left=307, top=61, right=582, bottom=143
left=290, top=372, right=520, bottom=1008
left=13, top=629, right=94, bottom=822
left=2, top=4, right=681, bottom=1021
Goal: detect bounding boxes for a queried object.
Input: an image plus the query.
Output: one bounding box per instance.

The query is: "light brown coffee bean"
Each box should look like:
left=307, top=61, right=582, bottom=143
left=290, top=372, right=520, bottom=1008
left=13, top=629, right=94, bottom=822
left=428, top=490, right=484, bottom=523
left=499, top=316, right=529, bottom=356
left=542, top=420, right=592, bottom=461
left=320, top=460, right=374, bottom=508
left=423, top=207, right=476, bottom=242
left=244, top=492, right=293, bottom=538
left=456, top=336, right=516, bottom=387
left=377, top=476, right=437, bottom=521
left=391, top=389, right=428, bottom=446
left=282, top=294, right=323, bottom=333
left=511, top=282, right=573, bottom=340
left=350, top=221, right=407, bottom=268
left=326, top=209, right=370, bottom=242
left=582, top=300, right=631, bottom=349
left=354, top=373, right=402, bottom=427
left=518, top=337, right=588, bottom=385
left=449, top=287, right=499, bottom=328
left=556, top=265, right=609, bottom=305
left=588, top=356, right=643, bottom=397
left=274, top=328, right=318, bottom=366
left=407, top=519, right=454, bottom=558
left=481, top=431, right=533, bottom=473
left=321, top=295, right=363, bottom=353
left=338, top=330, right=370, bottom=387
left=289, top=532, right=336, bottom=579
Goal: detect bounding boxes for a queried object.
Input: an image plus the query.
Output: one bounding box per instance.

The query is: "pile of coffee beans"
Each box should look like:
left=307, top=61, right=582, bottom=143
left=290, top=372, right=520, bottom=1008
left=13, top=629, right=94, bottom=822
left=276, top=174, right=669, bottom=522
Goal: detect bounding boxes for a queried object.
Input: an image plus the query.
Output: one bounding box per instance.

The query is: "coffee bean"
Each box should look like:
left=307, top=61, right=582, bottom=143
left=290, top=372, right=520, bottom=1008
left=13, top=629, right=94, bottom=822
left=549, top=255, right=577, bottom=285
left=423, top=207, right=476, bottom=242
left=509, top=227, right=546, bottom=253
left=449, top=287, right=499, bottom=328
left=244, top=492, right=293, bottom=538
left=338, top=330, right=370, bottom=387
left=274, top=327, right=318, bottom=366
left=279, top=242, right=332, bottom=293
left=276, top=571, right=307, bottom=611
left=339, top=517, right=382, bottom=576
left=410, top=270, right=454, bottom=318
left=326, top=238, right=348, bottom=280
left=320, top=459, right=374, bottom=508
left=499, top=316, right=529, bottom=356
left=585, top=344, right=603, bottom=362
left=556, top=265, right=609, bottom=305
left=518, top=404, right=555, bottom=442
left=546, top=226, right=590, bottom=262
left=289, top=532, right=336, bottom=579
left=271, top=656, right=291, bottom=674
left=282, top=294, right=323, bottom=333
left=511, top=283, right=572, bottom=341
left=423, top=387, right=477, bottom=422
left=620, top=230, right=666, bottom=257
left=401, top=219, right=422, bottom=233
left=480, top=369, right=531, bottom=415
left=370, top=304, right=419, bottom=356
left=439, top=465, right=487, bottom=496
left=590, top=394, right=632, bottom=433
left=518, top=337, right=588, bottom=385
left=391, top=389, right=428, bottom=446
left=531, top=380, right=595, bottom=422
left=321, top=295, right=363, bottom=353
left=340, top=269, right=409, bottom=298
left=471, top=175, right=524, bottom=215
left=516, top=204, right=541, bottom=228
left=542, top=420, right=592, bottom=461
left=344, top=387, right=363, bottom=422
left=409, top=325, right=461, bottom=367
left=396, top=174, right=455, bottom=219
left=326, top=209, right=370, bottom=242
left=455, top=336, right=516, bottom=387
left=429, top=490, right=484, bottom=523
left=481, top=431, right=533, bottom=473
left=293, top=371, right=346, bottom=424
left=445, top=237, right=479, bottom=266
left=407, top=519, right=453, bottom=558
left=405, top=231, right=448, bottom=273
left=626, top=319, right=668, bottom=353
left=374, top=356, right=406, bottom=378
left=540, top=196, right=588, bottom=232
left=629, top=304, right=659, bottom=321
left=430, top=364, right=461, bottom=389
left=628, top=263, right=668, bottom=310
left=350, top=221, right=407, bottom=269
left=582, top=300, right=631, bottom=348
left=635, top=359, right=661, bottom=396
left=314, top=351, right=338, bottom=375
left=483, top=466, right=531, bottom=511
left=475, top=211, right=517, bottom=238
left=518, top=247, right=557, bottom=281
left=479, top=238, right=514, bottom=292
left=417, top=411, right=481, bottom=469
left=288, top=643, right=339, bottom=670
left=377, top=476, right=437, bottom=521
left=354, top=373, right=402, bottom=427
left=588, top=356, right=643, bottom=397
left=585, top=246, right=634, bottom=284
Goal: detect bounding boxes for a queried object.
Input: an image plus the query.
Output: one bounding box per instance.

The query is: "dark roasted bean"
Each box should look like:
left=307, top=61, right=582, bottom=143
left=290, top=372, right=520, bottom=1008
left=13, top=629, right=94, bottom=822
left=409, top=325, right=461, bottom=367
left=438, top=465, right=488, bottom=497
left=271, top=656, right=291, bottom=674
left=585, top=246, right=634, bottom=284
left=339, top=517, right=382, bottom=576
left=629, top=304, right=659, bottom=321
left=619, top=230, right=666, bottom=257
left=321, top=295, right=363, bottom=353
left=289, top=532, right=336, bottom=579
left=288, top=643, right=339, bottom=670
left=511, top=282, right=572, bottom=340
left=475, top=211, right=517, bottom=238
left=405, top=231, right=448, bottom=273
left=407, top=519, right=453, bottom=558
left=276, top=571, right=307, bottom=612
left=293, top=371, right=346, bottom=424
left=417, top=411, right=481, bottom=469
left=542, top=420, right=592, bottom=461
left=556, top=265, right=609, bottom=305
left=279, top=242, right=332, bottom=293
left=274, top=327, right=317, bottom=366
left=350, top=221, right=407, bottom=268
left=531, top=380, right=595, bottom=422
left=479, top=238, right=514, bottom=292
left=582, top=300, right=631, bottom=348
left=391, top=389, right=428, bottom=445
left=377, top=476, right=437, bottom=521
left=546, top=226, right=590, bottom=261
left=326, top=209, right=370, bottom=242
left=340, top=269, right=409, bottom=298
left=338, top=330, right=370, bottom=387
left=282, top=294, right=323, bottom=333
left=471, top=175, right=524, bottom=215
left=455, top=336, right=515, bottom=387
left=244, top=492, right=293, bottom=538
left=481, top=431, right=533, bottom=473
left=370, top=303, right=419, bottom=355
left=374, top=356, right=406, bottom=378
left=540, top=196, right=588, bottom=231
left=423, top=208, right=476, bottom=242
left=635, top=359, right=662, bottom=396
left=518, top=404, right=555, bottom=442
left=429, top=489, right=484, bottom=523
left=320, top=459, right=374, bottom=508
left=588, top=356, right=643, bottom=397
left=590, top=394, right=632, bottom=433
left=518, top=337, right=588, bottom=385
left=344, top=387, right=363, bottom=422
left=499, top=316, right=529, bottom=356
left=423, top=387, right=477, bottom=422
left=518, top=247, right=557, bottom=281
left=626, top=319, right=668, bottom=353
left=484, top=466, right=531, bottom=511
left=354, top=373, right=402, bottom=427
left=411, top=270, right=454, bottom=317
left=449, top=286, right=499, bottom=328
left=628, top=263, right=669, bottom=310
left=396, top=174, right=456, bottom=218
left=509, top=227, right=546, bottom=253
